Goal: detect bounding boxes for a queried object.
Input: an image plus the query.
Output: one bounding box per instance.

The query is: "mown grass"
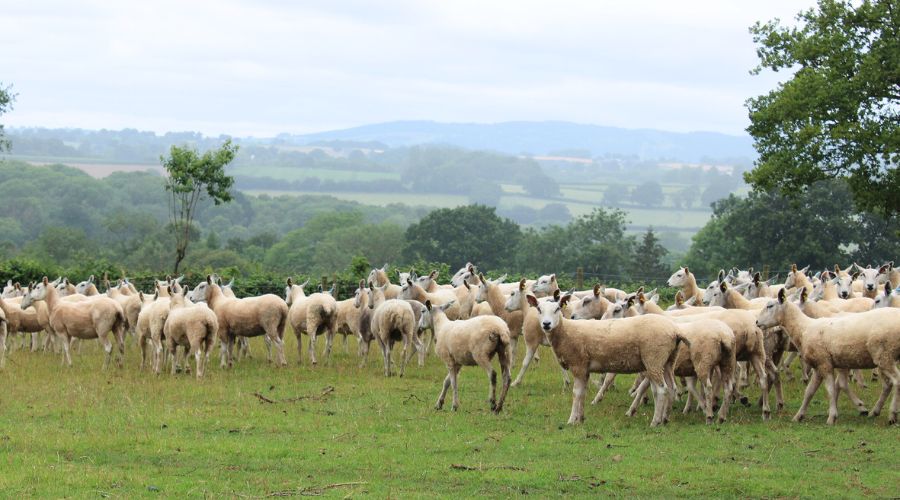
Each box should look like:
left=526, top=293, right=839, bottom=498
left=0, top=333, right=896, bottom=498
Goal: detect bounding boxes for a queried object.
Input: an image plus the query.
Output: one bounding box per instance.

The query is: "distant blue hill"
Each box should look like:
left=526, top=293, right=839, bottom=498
left=282, top=120, right=756, bottom=162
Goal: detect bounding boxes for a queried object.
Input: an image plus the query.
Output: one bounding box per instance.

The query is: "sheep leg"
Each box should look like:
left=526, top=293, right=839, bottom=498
left=435, top=372, right=451, bottom=410
left=823, top=371, right=839, bottom=425
left=886, top=368, right=900, bottom=425
left=567, top=372, right=588, bottom=424
left=716, top=376, right=734, bottom=424
left=307, top=326, right=319, bottom=366
left=550, top=348, right=571, bottom=388
left=169, top=340, right=179, bottom=375
left=649, top=381, right=669, bottom=427
left=61, top=335, right=73, bottom=367
left=836, top=369, right=868, bottom=415
left=766, top=358, right=784, bottom=411
left=191, top=340, right=203, bottom=379
left=626, top=377, right=651, bottom=417
left=30, top=331, right=39, bottom=352
left=380, top=338, right=391, bottom=377
left=591, top=373, right=617, bottom=405
left=870, top=369, right=893, bottom=418
left=508, top=337, right=518, bottom=369
left=323, top=329, right=335, bottom=365
left=750, top=354, right=770, bottom=420
left=794, top=371, right=822, bottom=422
left=417, top=331, right=426, bottom=367
left=99, top=333, right=113, bottom=371
left=681, top=379, right=693, bottom=415
left=477, top=358, right=497, bottom=411
left=851, top=369, right=867, bottom=389
left=628, top=374, right=643, bottom=397
left=358, top=337, right=371, bottom=369
left=495, top=346, right=512, bottom=414
left=511, top=344, right=537, bottom=387
left=262, top=335, right=271, bottom=362
left=294, top=331, right=304, bottom=364
left=343, top=333, right=349, bottom=354
left=449, top=365, right=461, bottom=411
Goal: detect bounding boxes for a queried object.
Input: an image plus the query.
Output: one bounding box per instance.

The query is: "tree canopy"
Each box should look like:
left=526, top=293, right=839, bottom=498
left=746, top=0, right=900, bottom=215
left=162, top=140, right=238, bottom=273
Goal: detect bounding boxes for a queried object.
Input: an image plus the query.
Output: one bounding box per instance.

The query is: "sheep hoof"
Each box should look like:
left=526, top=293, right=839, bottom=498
left=792, top=414, right=804, bottom=423
left=826, top=417, right=836, bottom=425
left=762, top=411, right=771, bottom=421
left=712, top=404, right=720, bottom=412
left=489, top=401, right=497, bottom=412
left=739, top=396, right=750, bottom=407
left=706, top=417, right=713, bottom=425
left=434, top=403, right=443, bottom=410
left=451, top=405, right=458, bottom=412
left=888, top=416, right=896, bottom=425
left=777, top=402, right=784, bottom=411
left=859, top=410, right=869, bottom=416
left=717, top=417, right=727, bottom=424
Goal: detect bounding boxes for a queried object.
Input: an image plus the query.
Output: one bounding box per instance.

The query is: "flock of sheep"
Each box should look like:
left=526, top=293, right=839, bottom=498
left=1, top=261, right=899, bottom=427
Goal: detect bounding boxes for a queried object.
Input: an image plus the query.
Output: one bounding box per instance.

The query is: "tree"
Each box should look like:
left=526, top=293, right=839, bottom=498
left=631, top=181, right=664, bottom=207
left=682, top=179, right=897, bottom=278
left=631, top=228, right=669, bottom=280
left=603, top=184, right=630, bottom=207
left=162, top=140, right=238, bottom=273
left=403, top=205, right=521, bottom=270
left=746, top=0, right=900, bottom=215
left=0, top=83, right=15, bottom=152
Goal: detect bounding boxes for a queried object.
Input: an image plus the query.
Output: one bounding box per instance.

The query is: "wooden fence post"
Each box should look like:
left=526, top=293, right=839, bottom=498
left=576, top=267, right=584, bottom=290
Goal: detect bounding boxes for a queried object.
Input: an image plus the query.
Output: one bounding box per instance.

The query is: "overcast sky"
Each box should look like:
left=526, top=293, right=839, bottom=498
left=0, top=1, right=810, bottom=137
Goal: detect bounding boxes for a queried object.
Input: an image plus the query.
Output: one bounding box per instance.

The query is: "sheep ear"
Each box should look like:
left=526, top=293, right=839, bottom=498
left=719, top=281, right=728, bottom=292
left=592, top=284, right=600, bottom=297
left=206, top=275, right=213, bottom=285
left=300, top=279, right=309, bottom=288
left=5, top=280, right=10, bottom=287
left=800, top=287, right=808, bottom=303
left=519, top=278, right=526, bottom=291
left=675, top=291, right=683, bottom=305
left=626, top=296, right=635, bottom=308
left=650, top=294, right=659, bottom=304
left=685, top=296, right=696, bottom=306
left=834, top=264, right=841, bottom=273
left=550, top=273, right=556, bottom=282
left=559, top=294, right=571, bottom=309
left=429, top=270, right=438, bottom=279
left=777, top=288, right=786, bottom=304
left=717, top=269, right=725, bottom=282
left=381, top=264, right=388, bottom=272
left=553, top=288, right=560, bottom=302
left=526, top=294, right=538, bottom=308
left=439, top=301, right=454, bottom=312
left=877, top=264, right=890, bottom=274
left=753, top=272, right=761, bottom=284
left=885, top=282, right=892, bottom=294
left=791, top=264, right=797, bottom=272
left=317, top=284, right=324, bottom=293
left=683, top=266, right=690, bottom=274
left=637, top=292, right=645, bottom=305
left=800, top=265, right=810, bottom=274
left=463, top=281, right=470, bottom=290
left=358, top=279, right=365, bottom=289
left=406, top=278, right=413, bottom=286
left=43, top=276, right=49, bottom=285
left=424, top=299, right=432, bottom=311
left=636, top=286, right=644, bottom=294
left=478, top=272, right=486, bottom=283
left=851, top=271, right=860, bottom=281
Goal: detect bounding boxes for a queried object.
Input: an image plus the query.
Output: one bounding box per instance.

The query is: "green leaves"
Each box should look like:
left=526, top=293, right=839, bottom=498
left=0, top=82, right=16, bottom=152
left=747, top=0, right=900, bottom=215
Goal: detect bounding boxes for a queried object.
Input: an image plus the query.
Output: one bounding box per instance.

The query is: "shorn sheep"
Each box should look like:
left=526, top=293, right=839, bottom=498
left=22, top=277, right=126, bottom=368
left=757, top=288, right=900, bottom=424
left=191, top=275, right=289, bottom=368
left=529, top=294, right=687, bottom=426
left=163, top=287, right=218, bottom=378
left=367, top=283, right=421, bottom=377
left=418, top=300, right=512, bottom=413
left=504, top=281, right=571, bottom=387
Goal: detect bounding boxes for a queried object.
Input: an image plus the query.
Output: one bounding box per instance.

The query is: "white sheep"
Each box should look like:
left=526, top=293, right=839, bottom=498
left=757, top=288, right=900, bottom=424
left=163, top=287, right=218, bottom=378
left=529, top=294, right=686, bottom=426
left=367, top=284, right=421, bottom=377
left=418, top=299, right=512, bottom=413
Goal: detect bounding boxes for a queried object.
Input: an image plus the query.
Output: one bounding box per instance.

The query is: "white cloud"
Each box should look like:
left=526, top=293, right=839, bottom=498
left=0, top=0, right=809, bottom=136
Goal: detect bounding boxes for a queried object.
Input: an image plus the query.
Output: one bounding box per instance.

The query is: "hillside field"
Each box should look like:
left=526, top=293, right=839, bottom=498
left=0, top=334, right=895, bottom=497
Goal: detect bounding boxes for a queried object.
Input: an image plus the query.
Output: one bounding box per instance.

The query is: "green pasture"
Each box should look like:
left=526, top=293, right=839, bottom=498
left=0, top=333, right=895, bottom=497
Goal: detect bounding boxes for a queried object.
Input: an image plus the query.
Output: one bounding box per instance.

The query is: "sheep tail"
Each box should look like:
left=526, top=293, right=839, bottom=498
left=493, top=329, right=512, bottom=370
left=675, top=331, right=691, bottom=348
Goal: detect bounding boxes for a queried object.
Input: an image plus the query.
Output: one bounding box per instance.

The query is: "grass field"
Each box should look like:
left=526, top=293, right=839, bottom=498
left=0, top=334, right=896, bottom=497
left=231, top=165, right=401, bottom=182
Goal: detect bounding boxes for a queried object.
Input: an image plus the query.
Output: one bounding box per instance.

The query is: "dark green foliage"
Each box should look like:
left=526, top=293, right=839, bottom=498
left=747, top=0, right=900, bottom=215
left=631, top=181, right=664, bottom=207
left=162, top=140, right=238, bottom=273
left=631, top=228, right=669, bottom=280
left=683, top=179, right=900, bottom=278
left=403, top=205, right=521, bottom=270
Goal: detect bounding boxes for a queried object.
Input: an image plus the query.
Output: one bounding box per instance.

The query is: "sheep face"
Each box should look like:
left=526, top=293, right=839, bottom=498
left=531, top=295, right=565, bottom=332
left=74, top=277, right=93, bottom=294
left=353, top=284, right=367, bottom=308
left=449, top=263, right=473, bottom=287
left=2, top=281, right=16, bottom=298
left=855, top=265, right=881, bottom=293
left=872, top=283, right=897, bottom=309
left=756, top=292, right=787, bottom=329
left=190, top=281, right=211, bottom=303
left=23, top=280, right=50, bottom=309
left=706, top=282, right=728, bottom=307
left=601, top=299, right=628, bottom=319
left=532, top=274, right=556, bottom=295
left=702, top=280, right=720, bottom=305
left=55, top=279, right=71, bottom=296
left=784, top=265, right=809, bottom=289
left=504, top=287, right=525, bottom=312
left=834, top=273, right=857, bottom=299
left=666, top=267, right=689, bottom=287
